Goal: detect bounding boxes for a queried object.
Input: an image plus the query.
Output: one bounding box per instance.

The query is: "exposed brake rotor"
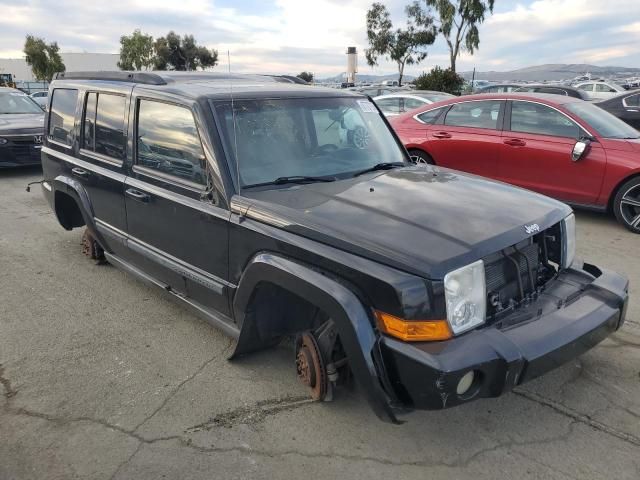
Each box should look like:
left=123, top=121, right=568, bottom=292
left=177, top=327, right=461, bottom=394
left=295, top=332, right=328, bottom=401
left=81, top=228, right=105, bottom=263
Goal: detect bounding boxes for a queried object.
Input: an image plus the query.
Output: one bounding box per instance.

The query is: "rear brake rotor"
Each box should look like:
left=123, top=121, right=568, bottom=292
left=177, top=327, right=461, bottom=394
left=296, top=332, right=328, bottom=401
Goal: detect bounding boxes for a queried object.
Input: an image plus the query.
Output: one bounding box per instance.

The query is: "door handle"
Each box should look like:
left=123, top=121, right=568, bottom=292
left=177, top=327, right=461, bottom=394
left=71, top=167, right=89, bottom=179
left=125, top=188, right=150, bottom=203
left=432, top=132, right=452, bottom=139
left=503, top=138, right=526, bottom=147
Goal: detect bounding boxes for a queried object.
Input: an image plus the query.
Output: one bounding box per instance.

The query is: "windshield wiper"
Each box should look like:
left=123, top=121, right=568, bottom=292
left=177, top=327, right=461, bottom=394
left=353, top=162, right=405, bottom=177
left=244, top=175, right=337, bottom=189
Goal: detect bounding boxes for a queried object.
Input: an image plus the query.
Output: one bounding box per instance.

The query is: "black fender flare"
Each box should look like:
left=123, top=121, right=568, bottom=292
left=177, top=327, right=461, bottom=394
left=231, top=253, right=400, bottom=423
left=51, top=175, right=112, bottom=252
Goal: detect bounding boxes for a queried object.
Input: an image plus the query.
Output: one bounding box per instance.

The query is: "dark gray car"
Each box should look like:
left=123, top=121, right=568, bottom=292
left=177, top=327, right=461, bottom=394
left=0, top=87, right=45, bottom=168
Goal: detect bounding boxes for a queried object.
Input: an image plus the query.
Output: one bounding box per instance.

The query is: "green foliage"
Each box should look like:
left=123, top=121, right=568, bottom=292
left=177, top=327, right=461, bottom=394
left=117, top=30, right=155, bottom=71
left=297, top=71, right=314, bottom=83
left=153, top=32, right=218, bottom=71
left=365, top=2, right=437, bottom=86
left=414, top=66, right=465, bottom=94
left=425, top=0, right=495, bottom=72
left=23, top=35, right=65, bottom=81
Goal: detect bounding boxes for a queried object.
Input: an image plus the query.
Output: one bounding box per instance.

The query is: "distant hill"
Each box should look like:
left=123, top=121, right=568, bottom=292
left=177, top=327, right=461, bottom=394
left=459, top=63, right=640, bottom=82
left=317, top=73, right=415, bottom=83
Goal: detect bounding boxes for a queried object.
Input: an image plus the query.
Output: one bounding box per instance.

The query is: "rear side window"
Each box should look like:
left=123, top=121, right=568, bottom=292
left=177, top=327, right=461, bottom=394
left=578, top=84, right=594, bottom=92
left=416, top=107, right=447, bottom=124
left=444, top=101, right=502, bottom=129
left=538, top=88, right=567, bottom=96
left=376, top=98, right=402, bottom=115
left=82, top=92, right=126, bottom=161
left=510, top=101, right=581, bottom=139
left=403, top=97, right=425, bottom=110
left=136, top=100, right=206, bottom=184
left=48, top=88, right=78, bottom=146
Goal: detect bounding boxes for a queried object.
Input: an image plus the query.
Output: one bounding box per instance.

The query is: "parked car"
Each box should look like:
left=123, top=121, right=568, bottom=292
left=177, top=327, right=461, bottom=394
left=475, top=83, right=522, bottom=94
left=390, top=93, right=640, bottom=233
left=373, top=91, right=454, bottom=116
left=352, top=86, right=404, bottom=97
left=575, top=81, right=626, bottom=100
left=595, top=90, right=640, bottom=130
left=514, top=84, right=589, bottom=100
left=40, top=72, right=628, bottom=422
left=0, top=87, right=45, bottom=168
left=29, top=90, right=49, bottom=107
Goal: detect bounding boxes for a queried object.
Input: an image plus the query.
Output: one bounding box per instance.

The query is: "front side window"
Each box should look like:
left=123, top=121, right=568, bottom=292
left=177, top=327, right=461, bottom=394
left=214, top=97, right=407, bottom=188
left=403, top=97, right=426, bottom=110
left=444, top=101, right=502, bottom=129
left=510, top=101, right=581, bottom=138
left=596, top=84, right=616, bottom=93
left=48, top=89, right=78, bottom=146
left=136, top=100, right=206, bottom=184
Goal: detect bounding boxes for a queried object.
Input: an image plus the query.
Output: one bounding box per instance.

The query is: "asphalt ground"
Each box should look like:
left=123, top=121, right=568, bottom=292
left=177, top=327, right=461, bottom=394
left=1, top=166, right=639, bottom=480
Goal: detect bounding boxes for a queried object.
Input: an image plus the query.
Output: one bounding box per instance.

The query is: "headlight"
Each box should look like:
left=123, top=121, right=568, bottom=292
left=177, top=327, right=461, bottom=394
left=561, top=213, right=576, bottom=269
left=444, top=260, right=486, bottom=335
left=0, top=137, right=8, bottom=145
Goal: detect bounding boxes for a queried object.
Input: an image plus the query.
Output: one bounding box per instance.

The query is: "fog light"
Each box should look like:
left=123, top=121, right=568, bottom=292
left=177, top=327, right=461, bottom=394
left=456, top=371, right=475, bottom=395
left=0, top=137, right=8, bottom=145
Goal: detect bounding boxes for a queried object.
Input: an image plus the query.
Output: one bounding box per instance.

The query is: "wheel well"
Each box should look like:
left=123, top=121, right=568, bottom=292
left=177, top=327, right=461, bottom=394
left=607, top=173, right=640, bottom=212
left=54, top=191, right=85, bottom=231
left=407, top=148, right=435, bottom=164
left=244, top=282, right=330, bottom=345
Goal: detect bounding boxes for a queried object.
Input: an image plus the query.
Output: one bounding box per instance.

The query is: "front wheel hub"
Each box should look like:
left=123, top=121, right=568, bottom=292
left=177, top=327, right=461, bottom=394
left=295, top=332, right=328, bottom=401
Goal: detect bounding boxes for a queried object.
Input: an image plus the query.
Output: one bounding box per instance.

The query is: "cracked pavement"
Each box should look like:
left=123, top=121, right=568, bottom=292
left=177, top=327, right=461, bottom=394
left=1, top=167, right=639, bottom=479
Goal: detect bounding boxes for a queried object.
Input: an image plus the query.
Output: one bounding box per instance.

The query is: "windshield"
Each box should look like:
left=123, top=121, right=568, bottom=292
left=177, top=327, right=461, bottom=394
left=214, top=97, right=408, bottom=188
left=0, top=91, right=43, bottom=114
left=566, top=102, right=640, bottom=139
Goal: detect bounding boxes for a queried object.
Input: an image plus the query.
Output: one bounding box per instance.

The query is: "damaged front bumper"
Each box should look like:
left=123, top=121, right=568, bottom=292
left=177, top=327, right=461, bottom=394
left=378, top=262, right=629, bottom=413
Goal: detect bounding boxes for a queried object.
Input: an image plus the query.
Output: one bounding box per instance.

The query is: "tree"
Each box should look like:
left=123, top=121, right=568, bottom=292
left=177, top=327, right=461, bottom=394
left=23, top=35, right=65, bottom=81
left=365, top=2, right=437, bottom=87
left=297, top=71, right=314, bottom=83
left=118, top=29, right=155, bottom=71
left=153, top=32, right=218, bottom=71
left=414, top=66, right=464, bottom=94
left=425, top=0, right=495, bottom=72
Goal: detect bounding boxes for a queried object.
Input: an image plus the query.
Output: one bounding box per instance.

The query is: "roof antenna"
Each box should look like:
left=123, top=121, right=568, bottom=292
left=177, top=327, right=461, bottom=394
left=228, top=50, right=241, bottom=200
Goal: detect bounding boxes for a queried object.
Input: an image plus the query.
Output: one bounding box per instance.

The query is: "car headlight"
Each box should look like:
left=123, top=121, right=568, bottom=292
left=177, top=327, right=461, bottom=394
left=561, top=213, right=576, bottom=269
left=444, top=260, right=486, bottom=335
left=0, top=137, right=8, bottom=145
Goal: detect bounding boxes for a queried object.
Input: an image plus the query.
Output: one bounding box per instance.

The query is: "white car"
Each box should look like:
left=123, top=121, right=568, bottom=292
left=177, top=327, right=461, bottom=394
left=575, top=81, right=626, bottom=100
left=29, top=90, right=48, bottom=107
left=373, top=91, right=455, bottom=116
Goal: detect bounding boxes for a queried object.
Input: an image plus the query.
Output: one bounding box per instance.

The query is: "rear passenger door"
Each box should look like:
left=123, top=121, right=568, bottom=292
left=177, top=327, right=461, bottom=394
left=425, top=100, right=504, bottom=177
left=123, top=94, right=232, bottom=317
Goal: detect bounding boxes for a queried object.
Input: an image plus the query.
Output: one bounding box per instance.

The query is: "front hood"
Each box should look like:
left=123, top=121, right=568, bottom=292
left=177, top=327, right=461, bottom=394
left=0, top=113, right=45, bottom=135
left=243, top=167, right=571, bottom=279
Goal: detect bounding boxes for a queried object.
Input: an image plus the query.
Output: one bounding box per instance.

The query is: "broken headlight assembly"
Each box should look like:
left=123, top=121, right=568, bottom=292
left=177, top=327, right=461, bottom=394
left=444, top=260, right=487, bottom=335
left=561, top=213, right=576, bottom=269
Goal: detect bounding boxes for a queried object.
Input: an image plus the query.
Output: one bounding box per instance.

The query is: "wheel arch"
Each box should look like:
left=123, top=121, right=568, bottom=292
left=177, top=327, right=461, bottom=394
left=406, top=146, right=435, bottom=164
left=231, top=252, right=400, bottom=423
left=607, top=171, right=640, bottom=212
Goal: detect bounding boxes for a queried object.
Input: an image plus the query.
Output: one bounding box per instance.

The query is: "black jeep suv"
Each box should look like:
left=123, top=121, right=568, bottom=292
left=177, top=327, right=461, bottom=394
left=40, top=71, right=629, bottom=423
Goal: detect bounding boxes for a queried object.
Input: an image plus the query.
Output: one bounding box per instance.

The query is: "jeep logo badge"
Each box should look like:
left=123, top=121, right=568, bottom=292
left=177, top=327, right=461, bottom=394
left=33, top=135, right=42, bottom=144
left=524, top=223, right=540, bottom=235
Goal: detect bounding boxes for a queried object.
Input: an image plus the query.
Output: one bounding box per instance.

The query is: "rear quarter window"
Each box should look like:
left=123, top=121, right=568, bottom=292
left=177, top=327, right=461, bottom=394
left=48, top=88, right=78, bottom=146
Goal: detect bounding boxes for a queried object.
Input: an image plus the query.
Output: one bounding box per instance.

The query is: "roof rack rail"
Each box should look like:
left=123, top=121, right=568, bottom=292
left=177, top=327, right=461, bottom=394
left=54, top=71, right=167, bottom=85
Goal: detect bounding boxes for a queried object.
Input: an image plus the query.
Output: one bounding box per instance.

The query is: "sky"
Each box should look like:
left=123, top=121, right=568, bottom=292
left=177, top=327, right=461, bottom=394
left=1, top=0, right=639, bottom=77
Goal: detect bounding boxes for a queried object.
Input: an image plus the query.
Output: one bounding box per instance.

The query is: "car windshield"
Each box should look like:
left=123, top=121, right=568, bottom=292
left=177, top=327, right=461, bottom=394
left=566, top=102, right=640, bottom=139
left=214, top=97, right=408, bottom=188
left=0, top=91, right=43, bottom=114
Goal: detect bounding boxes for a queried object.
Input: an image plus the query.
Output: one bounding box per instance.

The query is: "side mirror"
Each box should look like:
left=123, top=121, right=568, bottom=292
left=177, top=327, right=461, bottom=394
left=572, top=138, right=591, bottom=162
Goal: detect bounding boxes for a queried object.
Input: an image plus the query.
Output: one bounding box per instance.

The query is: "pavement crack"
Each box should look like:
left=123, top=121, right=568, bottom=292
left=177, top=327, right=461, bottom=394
left=108, top=442, right=144, bottom=480
left=0, top=363, right=17, bottom=400
left=132, top=339, right=234, bottom=433
left=513, top=388, right=640, bottom=447
left=186, top=395, right=315, bottom=431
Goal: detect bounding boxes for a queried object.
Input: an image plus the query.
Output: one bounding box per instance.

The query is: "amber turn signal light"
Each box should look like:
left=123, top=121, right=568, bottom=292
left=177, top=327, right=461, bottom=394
left=376, top=311, right=452, bottom=342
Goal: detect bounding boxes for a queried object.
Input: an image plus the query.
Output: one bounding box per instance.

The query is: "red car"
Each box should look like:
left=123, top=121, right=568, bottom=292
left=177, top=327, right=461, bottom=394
left=390, top=93, right=640, bottom=233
